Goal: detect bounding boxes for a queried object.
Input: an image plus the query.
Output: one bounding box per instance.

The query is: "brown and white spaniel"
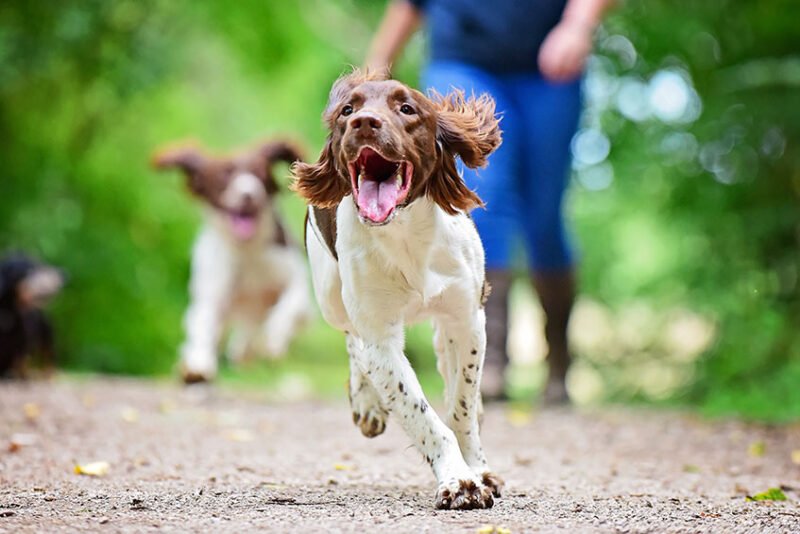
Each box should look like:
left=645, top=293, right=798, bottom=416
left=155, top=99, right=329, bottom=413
left=293, top=70, right=502, bottom=510
left=153, top=140, right=313, bottom=383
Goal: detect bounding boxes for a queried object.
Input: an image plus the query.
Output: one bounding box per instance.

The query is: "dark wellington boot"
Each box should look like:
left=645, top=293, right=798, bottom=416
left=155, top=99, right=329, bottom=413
left=481, top=269, right=513, bottom=402
left=531, top=270, right=576, bottom=406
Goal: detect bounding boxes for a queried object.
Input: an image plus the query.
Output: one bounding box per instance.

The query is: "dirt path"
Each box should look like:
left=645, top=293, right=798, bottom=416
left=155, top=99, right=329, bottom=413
left=1, top=378, right=799, bottom=533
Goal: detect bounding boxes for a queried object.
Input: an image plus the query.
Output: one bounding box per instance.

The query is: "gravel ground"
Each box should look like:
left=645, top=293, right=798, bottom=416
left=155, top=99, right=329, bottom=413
left=1, top=377, right=799, bottom=533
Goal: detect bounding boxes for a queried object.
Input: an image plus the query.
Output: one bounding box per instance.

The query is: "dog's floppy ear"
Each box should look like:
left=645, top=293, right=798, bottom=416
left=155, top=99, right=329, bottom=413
left=291, top=138, right=349, bottom=208
left=424, top=90, right=501, bottom=215
left=259, top=141, right=304, bottom=167
left=151, top=144, right=208, bottom=195
left=257, top=141, right=305, bottom=195
left=151, top=145, right=205, bottom=175
left=432, top=89, right=502, bottom=169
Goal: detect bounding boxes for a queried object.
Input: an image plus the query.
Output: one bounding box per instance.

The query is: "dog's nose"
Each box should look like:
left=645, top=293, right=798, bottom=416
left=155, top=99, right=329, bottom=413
left=349, top=112, right=382, bottom=132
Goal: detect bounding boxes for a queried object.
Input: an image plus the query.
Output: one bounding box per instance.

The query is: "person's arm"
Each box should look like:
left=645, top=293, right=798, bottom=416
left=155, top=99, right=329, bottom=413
left=365, top=0, right=423, bottom=75
left=538, top=0, right=615, bottom=82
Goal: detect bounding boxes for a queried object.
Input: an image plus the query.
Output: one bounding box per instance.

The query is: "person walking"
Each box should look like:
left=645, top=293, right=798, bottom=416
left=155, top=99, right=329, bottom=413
left=366, top=0, right=613, bottom=403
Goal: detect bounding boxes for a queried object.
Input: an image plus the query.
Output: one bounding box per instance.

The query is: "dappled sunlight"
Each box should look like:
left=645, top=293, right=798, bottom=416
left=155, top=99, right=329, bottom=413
left=509, top=284, right=716, bottom=404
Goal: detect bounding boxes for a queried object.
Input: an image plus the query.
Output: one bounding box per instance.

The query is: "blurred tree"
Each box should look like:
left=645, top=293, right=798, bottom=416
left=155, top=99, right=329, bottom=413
left=573, top=0, right=800, bottom=419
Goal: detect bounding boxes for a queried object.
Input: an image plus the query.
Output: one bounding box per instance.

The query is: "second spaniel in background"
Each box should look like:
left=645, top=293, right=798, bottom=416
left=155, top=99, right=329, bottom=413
left=154, top=140, right=313, bottom=383
left=293, top=70, right=502, bottom=509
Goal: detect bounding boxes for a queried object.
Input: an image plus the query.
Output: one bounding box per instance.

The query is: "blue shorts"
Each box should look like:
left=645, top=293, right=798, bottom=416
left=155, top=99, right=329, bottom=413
left=423, top=61, right=582, bottom=272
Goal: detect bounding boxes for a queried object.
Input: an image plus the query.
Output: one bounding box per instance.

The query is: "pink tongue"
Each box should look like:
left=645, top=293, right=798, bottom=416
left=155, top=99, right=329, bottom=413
left=357, top=179, right=401, bottom=223
left=230, top=214, right=258, bottom=240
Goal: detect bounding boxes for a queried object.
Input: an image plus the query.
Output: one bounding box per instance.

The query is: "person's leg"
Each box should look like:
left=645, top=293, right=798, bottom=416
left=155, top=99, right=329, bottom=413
left=512, top=75, right=582, bottom=404
left=422, top=62, right=522, bottom=401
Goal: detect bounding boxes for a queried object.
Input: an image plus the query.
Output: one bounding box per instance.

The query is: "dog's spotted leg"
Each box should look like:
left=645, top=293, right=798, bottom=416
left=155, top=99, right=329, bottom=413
left=347, top=335, right=389, bottom=438
left=437, top=309, right=503, bottom=498
left=180, top=232, right=235, bottom=383
left=353, top=332, right=494, bottom=510
left=433, top=327, right=457, bottom=416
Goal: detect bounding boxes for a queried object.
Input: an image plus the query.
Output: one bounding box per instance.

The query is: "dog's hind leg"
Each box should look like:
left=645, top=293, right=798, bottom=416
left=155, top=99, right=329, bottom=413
left=436, top=308, right=503, bottom=498
left=347, top=334, right=389, bottom=438
left=260, top=250, right=314, bottom=357
left=433, top=325, right=457, bottom=417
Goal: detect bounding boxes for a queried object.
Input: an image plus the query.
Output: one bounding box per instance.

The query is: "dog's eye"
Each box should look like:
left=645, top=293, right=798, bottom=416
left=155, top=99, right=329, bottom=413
left=341, top=104, right=354, bottom=117
left=399, top=103, right=415, bottom=115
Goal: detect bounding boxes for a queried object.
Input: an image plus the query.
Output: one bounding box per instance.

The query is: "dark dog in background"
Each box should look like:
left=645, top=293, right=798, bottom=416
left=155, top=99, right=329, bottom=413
left=0, top=254, right=64, bottom=378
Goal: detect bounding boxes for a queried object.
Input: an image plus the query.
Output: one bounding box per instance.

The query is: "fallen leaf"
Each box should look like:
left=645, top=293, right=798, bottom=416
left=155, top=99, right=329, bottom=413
left=8, top=433, right=37, bottom=453
left=158, top=399, right=176, bottom=414
left=74, top=461, right=110, bottom=477
left=746, top=487, right=787, bottom=502
left=505, top=408, right=531, bottom=428
left=476, top=526, right=511, bottom=534
left=791, top=450, right=800, bottom=465
left=683, top=464, right=701, bottom=473
left=748, top=441, right=766, bottom=457
left=23, top=403, right=40, bottom=421
left=513, top=455, right=532, bottom=467
left=333, top=463, right=351, bottom=471
left=224, top=429, right=254, bottom=442
left=120, top=407, right=139, bottom=423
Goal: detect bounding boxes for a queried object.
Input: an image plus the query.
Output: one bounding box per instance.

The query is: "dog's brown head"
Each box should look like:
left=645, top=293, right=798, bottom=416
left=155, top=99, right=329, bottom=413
left=152, top=141, right=302, bottom=240
left=292, top=70, right=501, bottom=226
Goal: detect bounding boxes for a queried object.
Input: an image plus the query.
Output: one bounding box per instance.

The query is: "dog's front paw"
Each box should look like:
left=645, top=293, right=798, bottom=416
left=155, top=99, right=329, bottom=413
left=480, top=471, right=504, bottom=498
left=179, top=353, right=217, bottom=384
left=435, top=478, right=494, bottom=510
left=351, top=407, right=388, bottom=438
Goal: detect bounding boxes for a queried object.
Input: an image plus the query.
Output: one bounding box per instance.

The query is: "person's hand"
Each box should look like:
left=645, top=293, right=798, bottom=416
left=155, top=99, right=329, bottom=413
left=538, top=18, right=595, bottom=82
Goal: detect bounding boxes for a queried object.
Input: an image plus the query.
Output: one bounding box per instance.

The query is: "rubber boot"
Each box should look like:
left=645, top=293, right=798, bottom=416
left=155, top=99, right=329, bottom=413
left=531, top=270, right=576, bottom=405
left=481, top=269, right=512, bottom=402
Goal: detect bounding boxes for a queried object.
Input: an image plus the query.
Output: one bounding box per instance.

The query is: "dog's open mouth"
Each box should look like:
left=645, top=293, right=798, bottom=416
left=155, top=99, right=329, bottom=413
left=348, top=147, right=413, bottom=225
left=227, top=210, right=260, bottom=240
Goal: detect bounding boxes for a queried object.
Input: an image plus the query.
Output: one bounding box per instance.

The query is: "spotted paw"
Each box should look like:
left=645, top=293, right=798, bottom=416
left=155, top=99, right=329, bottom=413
left=481, top=471, right=504, bottom=498
left=351, top=407, right=388, bottom=438
left=434, top=478, right=494, bottom=510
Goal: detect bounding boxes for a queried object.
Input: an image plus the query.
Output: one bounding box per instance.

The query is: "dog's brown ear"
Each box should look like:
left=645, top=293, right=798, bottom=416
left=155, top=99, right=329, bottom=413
left=259, top=141, right=304, bottom=167
left=423, top=90, right=501, bottom=215
left=432, top=89, right=502, bottom=169
left=426, top=143, right=485, bottom=215
left=257, top=141, right=305, bottom=194
left=151, top=145, right=205, bottom=175
left=291, top=138, right=349, bottom=208
left=151, top=145, right=208, bottom=195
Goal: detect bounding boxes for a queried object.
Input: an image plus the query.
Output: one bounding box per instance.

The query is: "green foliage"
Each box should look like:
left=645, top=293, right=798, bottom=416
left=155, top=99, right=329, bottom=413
left=0, top=0, right=428, bottom=377
left=574, top=0, right=800, bottom=419
left=746, top=488, right=788, bottom=502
